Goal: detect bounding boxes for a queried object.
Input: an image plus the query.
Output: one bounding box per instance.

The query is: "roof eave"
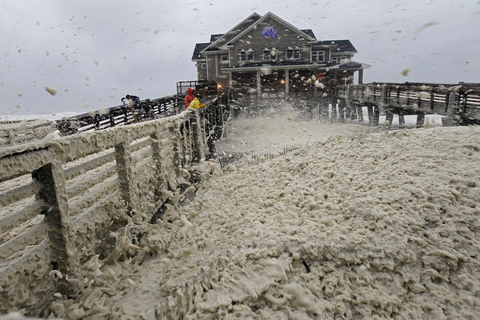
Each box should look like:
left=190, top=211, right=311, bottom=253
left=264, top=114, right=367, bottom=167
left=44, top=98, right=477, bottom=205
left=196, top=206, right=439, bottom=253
left=222, top=64, right=327, bottom=72
left=332, top=51, right=358, bottom=55
left=200, top=48, right=230, bottom=54
left=202, top=12, right=262, bottom=51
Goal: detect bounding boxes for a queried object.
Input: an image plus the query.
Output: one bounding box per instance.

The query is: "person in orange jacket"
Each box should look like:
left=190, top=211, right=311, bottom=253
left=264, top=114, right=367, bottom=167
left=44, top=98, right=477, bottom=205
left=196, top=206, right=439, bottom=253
left=184, top=88, right=195, bottom=110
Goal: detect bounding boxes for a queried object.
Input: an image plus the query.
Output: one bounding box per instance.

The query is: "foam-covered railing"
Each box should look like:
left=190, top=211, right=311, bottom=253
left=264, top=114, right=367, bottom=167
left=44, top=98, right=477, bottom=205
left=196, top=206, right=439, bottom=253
left=0, top=120, right=54, bottom=147
left=0, top=109, right=205, bottom=316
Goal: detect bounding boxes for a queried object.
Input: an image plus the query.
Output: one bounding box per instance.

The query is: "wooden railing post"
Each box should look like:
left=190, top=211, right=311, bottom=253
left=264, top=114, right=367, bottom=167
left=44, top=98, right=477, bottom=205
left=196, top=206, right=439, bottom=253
left=381, top=84, right=388, bottom=106
left=356, top=103, right=364, bottom=122
left=381, top=85, right=392, bottom=126
left=344, top=85, right=354, bottom=121
left=8, top=130, right=15, bottom=146
left=109, top=114, right=115, bottom=128
left=190, top=111, right=205, bottom=162
left=32, top=156, right=75, bottom=287
left=338, top=99, right=346, bottom=123
left=169, top=123, right=181, bottom=176
left=367, top=104, right=380, bottom=126
left=443, top=90, right=460, bottom=126
left=181, top=119, right=192, bottom=167
left=123, top=108, right=129, bottom=125
left=115, top=141, right=135, bottom=216
left=94, top=114, right=101, bottom=130
left=416, top=112, right=425, bottom=128
left=150, top=132, right=168, bottom=205
left=385, top=112, right=394, bottom=127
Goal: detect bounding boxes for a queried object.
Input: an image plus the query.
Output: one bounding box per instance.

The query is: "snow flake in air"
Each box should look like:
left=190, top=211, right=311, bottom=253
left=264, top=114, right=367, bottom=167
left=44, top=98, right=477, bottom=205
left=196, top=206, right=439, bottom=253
left=45, top=86, right=57, bottom=96
left=415, top=21, right=439, bottom=34
left=401, top=68, right=411, bottom=76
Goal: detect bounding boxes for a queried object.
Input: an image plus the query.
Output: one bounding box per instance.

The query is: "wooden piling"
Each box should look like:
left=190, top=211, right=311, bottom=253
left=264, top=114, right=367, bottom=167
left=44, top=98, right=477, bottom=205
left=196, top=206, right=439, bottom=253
left=114, top=141, right=135, bottom=215
left=32, top=158, right=74, bottom=291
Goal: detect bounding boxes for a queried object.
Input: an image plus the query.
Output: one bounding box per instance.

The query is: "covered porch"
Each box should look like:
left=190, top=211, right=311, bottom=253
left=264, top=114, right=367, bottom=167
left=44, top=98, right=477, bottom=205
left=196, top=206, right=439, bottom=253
left=222, top=62, right=369, bottom=98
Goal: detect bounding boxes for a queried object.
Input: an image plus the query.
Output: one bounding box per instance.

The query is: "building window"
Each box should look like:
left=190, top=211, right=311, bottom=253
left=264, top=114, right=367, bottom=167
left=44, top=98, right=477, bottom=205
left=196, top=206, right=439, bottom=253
left=263, top=48, right=277, bottom=61
left=312, top=50, right=325, bottom=62
left=200, top=63, right=207, bottom=69
left=286, top=48, right=300, bottom=60
left=332, top=57, right=338, bottom=64
left=239, top=50, right=254, bottom=61
left=221, top=55, right=229, bottom=62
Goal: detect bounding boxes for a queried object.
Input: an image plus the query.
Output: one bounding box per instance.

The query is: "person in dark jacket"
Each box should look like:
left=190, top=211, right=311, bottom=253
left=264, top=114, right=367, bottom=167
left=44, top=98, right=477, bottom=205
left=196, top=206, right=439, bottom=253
left=126, top=94, right=141, bottom=106
left=125, top=95, right=140, bottom=122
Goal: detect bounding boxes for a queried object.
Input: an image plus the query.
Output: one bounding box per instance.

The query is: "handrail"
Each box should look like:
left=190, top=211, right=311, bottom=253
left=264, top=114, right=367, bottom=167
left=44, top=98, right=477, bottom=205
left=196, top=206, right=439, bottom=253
left=337, top=82, right=480, bottom=125
left=1, top=81, right=478, bottom=315
left=56, top=94, right=184, bottom=136
left=0, top=120, right=54, bottom=147
left=0, top=103, right=217, bottom=315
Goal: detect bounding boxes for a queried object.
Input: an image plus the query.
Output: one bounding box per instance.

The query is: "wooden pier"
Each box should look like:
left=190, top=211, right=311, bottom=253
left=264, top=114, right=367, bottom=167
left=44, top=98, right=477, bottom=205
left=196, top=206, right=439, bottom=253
left=336, top=82, right=480, bottom=126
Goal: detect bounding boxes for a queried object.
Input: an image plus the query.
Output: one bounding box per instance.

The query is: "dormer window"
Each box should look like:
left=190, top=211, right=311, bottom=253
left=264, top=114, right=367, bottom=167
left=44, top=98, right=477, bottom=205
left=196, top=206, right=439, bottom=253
left=263, top=48, right=277, bottom=61
left=312, top=50, right=325, bottom=63
left=239, top=49, right=254, bottom=61
left=286, top=47, right=300, bottom=60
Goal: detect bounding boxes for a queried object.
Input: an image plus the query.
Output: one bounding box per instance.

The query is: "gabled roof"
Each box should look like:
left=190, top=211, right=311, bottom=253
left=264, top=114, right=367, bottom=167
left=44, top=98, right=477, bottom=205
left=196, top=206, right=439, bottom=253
left=210, top=34, right=224, bottom=42
left=314, top=40, right=357, bottom=54
left=191, top=13, right=359, bottom=62
left=192, top=43, right=210, bottom=61
left=224, top=12, right=317, bottom=46
left=202, top=12, right=262, bottom=53
left=301, top=29, right=317, bottom=40
left=329, top=60, right=372, bottom=70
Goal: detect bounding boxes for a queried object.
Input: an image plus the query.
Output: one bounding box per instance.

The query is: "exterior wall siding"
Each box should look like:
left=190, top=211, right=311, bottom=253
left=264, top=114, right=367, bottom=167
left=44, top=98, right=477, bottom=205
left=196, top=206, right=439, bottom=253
left=212, top=53, right=230, bottom=83
left=196, top=63, right=207, bottom=81
left=206, top=54, right=217, bottom=80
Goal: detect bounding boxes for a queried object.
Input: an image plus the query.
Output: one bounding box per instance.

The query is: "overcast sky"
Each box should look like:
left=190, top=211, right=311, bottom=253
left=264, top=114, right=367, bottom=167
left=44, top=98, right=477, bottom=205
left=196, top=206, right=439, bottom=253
left=1, top=0, right=479, bottom=116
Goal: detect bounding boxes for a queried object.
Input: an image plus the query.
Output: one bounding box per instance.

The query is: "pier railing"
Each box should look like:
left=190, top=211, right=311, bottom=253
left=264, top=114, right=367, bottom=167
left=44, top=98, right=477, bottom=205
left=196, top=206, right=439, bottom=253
left=0, top=80, right=478, bottom=316
left=336, top=82, right=480, bottom=125
left=56, top=95, right=184, bottom=136
left=0, top=93, right=230, bottom=315
left=0, top=120, right=54, bottom=147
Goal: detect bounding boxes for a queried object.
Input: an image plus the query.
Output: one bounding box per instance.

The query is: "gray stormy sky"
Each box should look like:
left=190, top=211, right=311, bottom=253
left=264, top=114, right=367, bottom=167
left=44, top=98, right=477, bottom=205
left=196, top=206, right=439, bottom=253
left=0, top=0, right=479, bottom=116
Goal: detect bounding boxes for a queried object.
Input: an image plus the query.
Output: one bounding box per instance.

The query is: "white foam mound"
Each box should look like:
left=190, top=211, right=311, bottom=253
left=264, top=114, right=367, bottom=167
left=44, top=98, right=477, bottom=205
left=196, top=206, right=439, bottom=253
left=46, top=122, right=480, bottom=319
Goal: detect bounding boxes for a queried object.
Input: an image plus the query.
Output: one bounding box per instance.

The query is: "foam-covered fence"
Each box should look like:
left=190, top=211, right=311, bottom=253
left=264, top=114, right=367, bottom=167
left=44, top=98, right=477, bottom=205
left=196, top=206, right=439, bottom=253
left=0, top=109, right=205, bottom=316
left=0, top=120, right=54, bottom=147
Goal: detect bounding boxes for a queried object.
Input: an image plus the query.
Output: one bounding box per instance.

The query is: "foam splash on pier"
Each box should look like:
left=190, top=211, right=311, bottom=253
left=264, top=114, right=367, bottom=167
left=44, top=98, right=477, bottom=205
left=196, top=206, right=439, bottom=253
left=43, top=106, right=480, bottom=319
